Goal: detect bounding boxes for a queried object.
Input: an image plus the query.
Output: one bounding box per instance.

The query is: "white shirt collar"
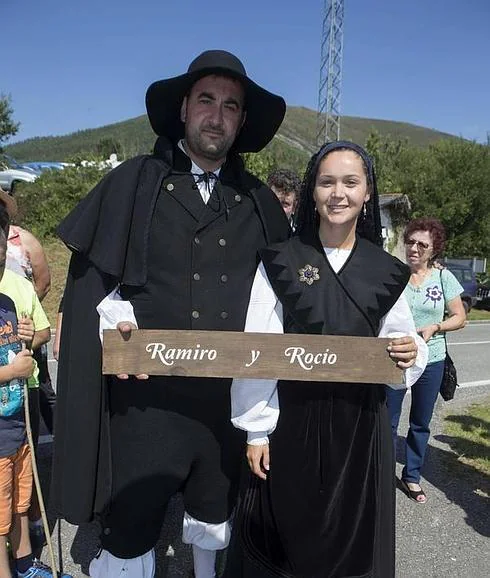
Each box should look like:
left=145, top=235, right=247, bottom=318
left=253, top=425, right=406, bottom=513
left=177, top=140, right=221, bottom=204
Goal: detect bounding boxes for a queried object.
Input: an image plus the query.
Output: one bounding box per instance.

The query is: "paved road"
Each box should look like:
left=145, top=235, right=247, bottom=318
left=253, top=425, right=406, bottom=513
left=37, top=323, right=490, bottom=577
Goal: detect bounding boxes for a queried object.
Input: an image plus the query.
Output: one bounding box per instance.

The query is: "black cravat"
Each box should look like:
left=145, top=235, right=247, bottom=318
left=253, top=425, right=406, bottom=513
left=195, top=171, right=221, bottom=212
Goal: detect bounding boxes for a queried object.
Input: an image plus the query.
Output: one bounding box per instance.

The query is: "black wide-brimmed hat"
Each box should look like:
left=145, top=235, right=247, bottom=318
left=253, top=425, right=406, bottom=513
left=145, top=50, right=286, bottom=153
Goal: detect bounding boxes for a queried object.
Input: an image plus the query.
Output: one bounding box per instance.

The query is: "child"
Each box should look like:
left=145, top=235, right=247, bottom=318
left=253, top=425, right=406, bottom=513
left=0, top=230, right=71, bottom=578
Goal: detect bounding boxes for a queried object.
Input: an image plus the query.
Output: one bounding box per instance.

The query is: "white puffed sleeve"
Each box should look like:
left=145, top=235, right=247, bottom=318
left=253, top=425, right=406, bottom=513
left=378, top=293, right=428, bottom=389
left=230, top=262, right=283, bottom=445
left=96, top=286, right=138, bottom=344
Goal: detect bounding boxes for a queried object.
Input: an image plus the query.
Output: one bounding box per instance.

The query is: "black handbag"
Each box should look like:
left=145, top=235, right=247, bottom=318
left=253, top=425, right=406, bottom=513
left=439, top=271, right=459, bottom=401
left=440, top=350, right=458, bottom=401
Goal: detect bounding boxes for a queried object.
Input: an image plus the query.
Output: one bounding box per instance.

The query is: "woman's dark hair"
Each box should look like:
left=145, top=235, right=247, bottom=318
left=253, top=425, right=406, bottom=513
left=404, top=217, right=446, bottom=260
left=295, top=141, right=383, bottom=246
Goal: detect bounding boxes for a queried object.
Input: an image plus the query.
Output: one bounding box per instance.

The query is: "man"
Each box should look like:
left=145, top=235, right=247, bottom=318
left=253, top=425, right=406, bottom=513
left=51, top=50, right=290, bottom=578
left=267, top=168, right=301, bottom=227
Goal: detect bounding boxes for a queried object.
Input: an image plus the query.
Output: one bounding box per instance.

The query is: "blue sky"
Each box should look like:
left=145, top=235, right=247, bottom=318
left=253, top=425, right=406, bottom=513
left=4, top=0, right=489, bottom=144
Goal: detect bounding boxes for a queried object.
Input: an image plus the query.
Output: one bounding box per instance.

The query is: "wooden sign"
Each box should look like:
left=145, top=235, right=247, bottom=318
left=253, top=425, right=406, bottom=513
left=102, top=330, right=404, bottom=385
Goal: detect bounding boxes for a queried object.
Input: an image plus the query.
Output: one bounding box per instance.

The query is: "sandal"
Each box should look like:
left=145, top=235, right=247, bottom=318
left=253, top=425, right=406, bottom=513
left=400, top=478, right=427, bottom=504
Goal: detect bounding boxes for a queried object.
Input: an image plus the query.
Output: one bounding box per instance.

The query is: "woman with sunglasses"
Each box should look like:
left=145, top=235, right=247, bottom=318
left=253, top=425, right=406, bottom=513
left=386, top=217, right=466, bottom=504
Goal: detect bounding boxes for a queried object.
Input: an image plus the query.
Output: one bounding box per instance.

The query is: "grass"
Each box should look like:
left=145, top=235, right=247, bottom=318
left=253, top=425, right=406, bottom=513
left=43, top=238, right=70, bottom=326
left=467, top=308, right=490, bottom=321
left=443, top=397, right=490, bottom=478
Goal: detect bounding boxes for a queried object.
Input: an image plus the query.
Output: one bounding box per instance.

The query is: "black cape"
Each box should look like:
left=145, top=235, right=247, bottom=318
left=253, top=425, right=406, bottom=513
left=226, top=235, right=409, bottom=578
left=51, top=139, right=290, bottom=523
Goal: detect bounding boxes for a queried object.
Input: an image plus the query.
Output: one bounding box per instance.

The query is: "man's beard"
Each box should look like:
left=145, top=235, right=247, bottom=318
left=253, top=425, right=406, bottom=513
left=186, top=125, right=235, bottom=161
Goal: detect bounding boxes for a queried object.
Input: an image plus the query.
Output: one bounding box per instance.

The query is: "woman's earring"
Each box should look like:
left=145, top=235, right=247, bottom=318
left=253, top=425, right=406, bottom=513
left=363, top=203, right=367, bottom=218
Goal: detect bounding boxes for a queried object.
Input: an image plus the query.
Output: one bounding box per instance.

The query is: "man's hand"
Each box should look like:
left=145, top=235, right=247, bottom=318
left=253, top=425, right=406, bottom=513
left=115, top=321, right=148, bottom=380
left=387, top=336, right=418, bottom=369
left=11, top=349, right=35, bottom=379
left=246, top=443, right=270, bottom=481
left=18, top=317, right=35, bottom=345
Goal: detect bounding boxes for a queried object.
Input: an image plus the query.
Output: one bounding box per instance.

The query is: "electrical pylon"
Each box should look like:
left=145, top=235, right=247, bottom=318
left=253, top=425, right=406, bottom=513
left=317, top=0, right=345, bottom=145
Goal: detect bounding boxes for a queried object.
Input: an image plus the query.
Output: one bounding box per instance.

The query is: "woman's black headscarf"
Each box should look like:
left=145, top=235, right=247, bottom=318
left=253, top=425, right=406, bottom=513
left=295, top=141, right=383, bottom=246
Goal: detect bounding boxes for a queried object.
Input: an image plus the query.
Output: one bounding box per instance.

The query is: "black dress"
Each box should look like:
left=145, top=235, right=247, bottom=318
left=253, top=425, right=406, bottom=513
left=226, top=234, right=409, bottom=578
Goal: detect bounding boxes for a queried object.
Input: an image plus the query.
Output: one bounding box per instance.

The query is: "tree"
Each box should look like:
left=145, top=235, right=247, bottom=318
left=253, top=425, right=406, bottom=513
left=96, top=137, right=123, bottom=160
left=0, top=94, right=20, bottom=149
left=365, top=131, right=490, bottom=257
left=364, top=130, right=409, bottom=193
left=242, top=150, right=276, bottom=182
left=404, top=139, right=490, bottom=257
left=15, top=163, right=109, bottom=239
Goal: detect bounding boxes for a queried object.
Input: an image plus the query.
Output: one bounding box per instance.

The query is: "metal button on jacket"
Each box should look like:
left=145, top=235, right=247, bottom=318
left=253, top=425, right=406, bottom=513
left=218, top=238, right=226, bottom=247
left=192, top=310, right=200, bottom=319
left=220, top=311, right=228, bottom=319
left=103, top=528, right=111, bottom=535
left=193, top=273, right=201, bottom=281
left=194, top=237, right=200, bottom=245
left=166, top=183, right=174, bottom=191
left=220, top=274, right=228, bottom=283
left=234, top=194, right=241, bottom=202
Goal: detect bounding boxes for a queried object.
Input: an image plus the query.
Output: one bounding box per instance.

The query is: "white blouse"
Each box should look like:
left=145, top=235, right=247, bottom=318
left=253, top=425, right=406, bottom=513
left=231, top=248, right=428, bottom=446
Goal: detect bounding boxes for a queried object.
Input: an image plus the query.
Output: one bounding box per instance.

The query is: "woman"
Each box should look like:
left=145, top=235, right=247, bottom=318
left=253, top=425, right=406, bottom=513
left=228, top=141, right=427, bottom=578
left=386, top=218, right=465, bottom=504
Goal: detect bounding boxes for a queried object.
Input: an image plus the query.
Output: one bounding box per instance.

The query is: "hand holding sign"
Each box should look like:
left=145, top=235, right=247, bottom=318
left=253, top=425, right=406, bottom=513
left=115, top=321, right=149, bottom=380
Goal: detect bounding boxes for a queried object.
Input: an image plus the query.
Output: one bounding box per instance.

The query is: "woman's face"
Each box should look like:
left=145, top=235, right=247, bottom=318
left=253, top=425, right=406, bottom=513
left=404, top=230, right=433, bottom=268
left=313, top=150, right=370, bottom=230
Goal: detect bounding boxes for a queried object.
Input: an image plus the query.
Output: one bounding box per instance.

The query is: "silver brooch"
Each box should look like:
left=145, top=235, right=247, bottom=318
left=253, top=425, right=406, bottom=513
left=298, top=264, right=320, bottom=285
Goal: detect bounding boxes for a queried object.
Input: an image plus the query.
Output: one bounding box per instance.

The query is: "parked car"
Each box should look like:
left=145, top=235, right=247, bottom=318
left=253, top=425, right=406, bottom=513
left=0, top=154, right=39, bottom=175
left=22, top=161, right=66, bottom=172
left=0, top=156, right=38, bottom=193
left=443, top=262, right=478, bottom=313
left=476, top=283, right=490, bottom=310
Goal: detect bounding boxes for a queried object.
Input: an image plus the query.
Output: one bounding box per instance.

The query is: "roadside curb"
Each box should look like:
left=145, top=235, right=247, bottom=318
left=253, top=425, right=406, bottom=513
left=467, top=319, right=490, bottom=324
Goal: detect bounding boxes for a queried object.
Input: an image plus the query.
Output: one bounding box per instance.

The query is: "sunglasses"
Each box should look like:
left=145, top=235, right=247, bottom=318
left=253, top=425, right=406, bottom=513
left=405, top=239, right=430, bottom=251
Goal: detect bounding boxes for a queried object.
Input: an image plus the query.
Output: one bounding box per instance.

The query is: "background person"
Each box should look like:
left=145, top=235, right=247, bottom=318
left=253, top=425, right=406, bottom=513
left=267, top=168, right=301, bottom=227
left=0, top=190, right=56, bottom=437
left=228, top=141, right=427, bottom=578
left=0, top=191, right=55, bottom=551
left=0, top=230, right=66, bottom=578
left=386, top=217, right=466, bottom=503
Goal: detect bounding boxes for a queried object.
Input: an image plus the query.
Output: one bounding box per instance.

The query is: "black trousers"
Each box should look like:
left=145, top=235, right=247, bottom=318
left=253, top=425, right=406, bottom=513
left=100, top=376, right=245, bottom=559
left=33, top=346, right=56, bottom=435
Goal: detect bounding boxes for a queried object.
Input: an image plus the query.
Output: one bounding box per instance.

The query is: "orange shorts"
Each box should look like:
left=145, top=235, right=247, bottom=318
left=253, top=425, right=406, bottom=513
left=0, top=444, right=33, bottom=535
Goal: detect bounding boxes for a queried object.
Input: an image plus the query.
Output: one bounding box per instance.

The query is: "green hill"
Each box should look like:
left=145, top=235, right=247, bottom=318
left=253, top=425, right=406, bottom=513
left=6, top=106, right=457, bottom=170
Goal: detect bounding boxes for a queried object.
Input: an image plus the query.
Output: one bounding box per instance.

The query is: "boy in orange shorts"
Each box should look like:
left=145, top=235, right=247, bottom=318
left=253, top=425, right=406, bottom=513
left=0, top=230, right=71, bottom=578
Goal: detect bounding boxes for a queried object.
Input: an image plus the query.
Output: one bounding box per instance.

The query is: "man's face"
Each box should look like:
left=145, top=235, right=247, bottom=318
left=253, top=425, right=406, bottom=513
left=271, top=186, right=297, bottom=219
left=181, top=75, right=245, bottom=165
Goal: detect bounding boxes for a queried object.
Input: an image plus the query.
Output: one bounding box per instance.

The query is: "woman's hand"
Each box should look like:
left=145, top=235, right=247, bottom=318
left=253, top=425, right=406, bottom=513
left=387, top=336, right=418, bottom=369
left=417, top=324, right=439, bottom=343
left=247, top=443, right=270, bottom=480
